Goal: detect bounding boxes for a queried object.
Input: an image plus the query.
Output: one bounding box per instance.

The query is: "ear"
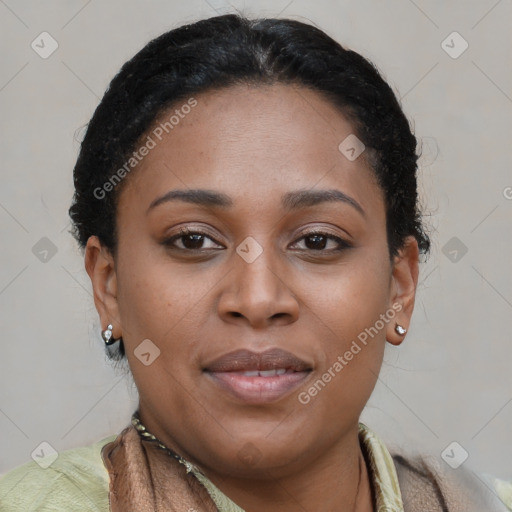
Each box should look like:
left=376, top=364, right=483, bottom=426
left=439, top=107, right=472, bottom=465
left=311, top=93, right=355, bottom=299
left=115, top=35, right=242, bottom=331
left=84, top=236, right=122, bottom=340
left=386, top=236, right=419, bottom=346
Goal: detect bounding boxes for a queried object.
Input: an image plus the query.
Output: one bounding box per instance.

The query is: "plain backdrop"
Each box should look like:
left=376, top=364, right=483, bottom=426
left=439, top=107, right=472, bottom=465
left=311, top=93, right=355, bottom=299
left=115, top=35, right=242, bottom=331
left=1, top=0, right=511, bottom=486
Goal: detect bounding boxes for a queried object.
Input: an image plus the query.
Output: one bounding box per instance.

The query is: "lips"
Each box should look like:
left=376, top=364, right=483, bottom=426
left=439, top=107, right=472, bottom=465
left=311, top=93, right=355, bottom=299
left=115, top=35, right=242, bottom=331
left=204, top=348, right=312, bottom=404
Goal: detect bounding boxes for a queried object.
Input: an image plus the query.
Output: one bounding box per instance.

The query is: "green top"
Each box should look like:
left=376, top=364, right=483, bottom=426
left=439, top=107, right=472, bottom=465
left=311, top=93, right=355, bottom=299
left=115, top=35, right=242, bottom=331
left=1, top=424, right=511, bottom=511
left=0, top=436, right=114, bottom=511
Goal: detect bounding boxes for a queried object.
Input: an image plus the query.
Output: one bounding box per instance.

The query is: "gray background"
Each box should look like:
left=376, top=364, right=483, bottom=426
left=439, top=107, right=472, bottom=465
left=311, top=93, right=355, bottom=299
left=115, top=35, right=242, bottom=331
left=1, top=0, right=511, bottom=487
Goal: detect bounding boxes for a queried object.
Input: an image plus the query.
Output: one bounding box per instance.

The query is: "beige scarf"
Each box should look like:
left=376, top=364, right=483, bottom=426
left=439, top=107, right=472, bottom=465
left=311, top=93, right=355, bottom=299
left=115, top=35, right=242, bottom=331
left=101, top=425, right=220, bottom=512
left=101, top=424, right=509, bottom=512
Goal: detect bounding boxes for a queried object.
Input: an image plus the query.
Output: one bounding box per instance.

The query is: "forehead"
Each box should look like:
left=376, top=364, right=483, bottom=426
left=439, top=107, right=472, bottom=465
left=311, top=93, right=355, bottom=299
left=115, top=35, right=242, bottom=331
left=120, top=82, right=383, bottom=218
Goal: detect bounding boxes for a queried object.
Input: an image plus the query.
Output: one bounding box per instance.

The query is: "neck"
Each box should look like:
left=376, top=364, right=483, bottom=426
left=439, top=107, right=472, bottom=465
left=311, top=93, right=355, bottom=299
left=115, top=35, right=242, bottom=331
left=199, top=427, right=374, bottom=512
left=134, top=408, right=374, bottom=511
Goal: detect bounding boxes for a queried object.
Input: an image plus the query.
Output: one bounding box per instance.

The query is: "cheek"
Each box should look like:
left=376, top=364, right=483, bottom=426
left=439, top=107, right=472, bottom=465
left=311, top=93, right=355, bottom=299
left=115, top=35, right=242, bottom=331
left=115, top=249, right=224, bottom=366
left=116, top=247, right=183, bottom=332
left=305, top=253, right=390, bottom=399
left=114, top=254, right=208, bottom=412
left=305, top=247, right=391, bottom=338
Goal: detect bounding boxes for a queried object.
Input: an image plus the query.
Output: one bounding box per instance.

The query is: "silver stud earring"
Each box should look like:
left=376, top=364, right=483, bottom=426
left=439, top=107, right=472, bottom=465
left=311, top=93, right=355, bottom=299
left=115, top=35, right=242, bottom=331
left=395, top=324, right=407, bottom=335
left=101, top=324, right=116, bottom=346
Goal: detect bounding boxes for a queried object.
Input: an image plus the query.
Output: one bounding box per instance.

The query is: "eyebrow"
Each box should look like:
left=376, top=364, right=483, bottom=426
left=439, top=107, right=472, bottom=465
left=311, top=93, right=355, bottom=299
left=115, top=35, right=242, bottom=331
left=147, top=188, right=365, bottom=217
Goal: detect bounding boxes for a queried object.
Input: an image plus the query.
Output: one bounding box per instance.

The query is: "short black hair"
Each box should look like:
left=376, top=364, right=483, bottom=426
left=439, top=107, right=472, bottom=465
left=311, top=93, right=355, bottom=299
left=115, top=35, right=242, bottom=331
left=68, top=14, right=431, bottom=359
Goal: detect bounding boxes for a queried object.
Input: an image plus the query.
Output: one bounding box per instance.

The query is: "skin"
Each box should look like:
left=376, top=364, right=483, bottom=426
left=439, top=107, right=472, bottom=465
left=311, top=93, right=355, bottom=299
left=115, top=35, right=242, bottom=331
left=85, top=82, right=419, bottom=511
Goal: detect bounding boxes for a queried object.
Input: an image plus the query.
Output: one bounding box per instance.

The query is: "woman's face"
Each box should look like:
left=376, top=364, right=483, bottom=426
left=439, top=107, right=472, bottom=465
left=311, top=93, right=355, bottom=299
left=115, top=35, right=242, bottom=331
left=86, top=82, right=419, bottom=478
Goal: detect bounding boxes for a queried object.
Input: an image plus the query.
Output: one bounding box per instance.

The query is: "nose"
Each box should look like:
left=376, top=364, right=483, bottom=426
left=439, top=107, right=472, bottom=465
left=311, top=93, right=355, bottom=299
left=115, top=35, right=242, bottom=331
left=217, top=243, right=300, bottom=329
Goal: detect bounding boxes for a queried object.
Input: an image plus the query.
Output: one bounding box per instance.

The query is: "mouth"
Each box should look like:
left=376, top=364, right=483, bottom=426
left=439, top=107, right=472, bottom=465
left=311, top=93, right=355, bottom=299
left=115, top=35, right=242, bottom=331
left=203, top=348, right=313, bottom=404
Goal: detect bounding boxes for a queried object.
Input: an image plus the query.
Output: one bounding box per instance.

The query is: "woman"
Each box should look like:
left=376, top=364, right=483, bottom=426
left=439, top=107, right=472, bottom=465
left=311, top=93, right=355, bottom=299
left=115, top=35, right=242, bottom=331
left=0, top=13, right=510, bottom=512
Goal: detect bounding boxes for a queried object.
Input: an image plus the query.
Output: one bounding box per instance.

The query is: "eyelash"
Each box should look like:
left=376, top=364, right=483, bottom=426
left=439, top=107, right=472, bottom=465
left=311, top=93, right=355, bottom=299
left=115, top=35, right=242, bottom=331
left=163, top=227, right=352, bottom=253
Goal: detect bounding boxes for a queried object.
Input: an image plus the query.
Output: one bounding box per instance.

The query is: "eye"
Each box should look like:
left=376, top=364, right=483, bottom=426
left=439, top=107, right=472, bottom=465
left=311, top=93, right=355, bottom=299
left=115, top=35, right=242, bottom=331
left=290, top=230, right=352, bottom=252
left=163, top=227, right=352, bottom=253
left=163, top=227, right=224, bottom=251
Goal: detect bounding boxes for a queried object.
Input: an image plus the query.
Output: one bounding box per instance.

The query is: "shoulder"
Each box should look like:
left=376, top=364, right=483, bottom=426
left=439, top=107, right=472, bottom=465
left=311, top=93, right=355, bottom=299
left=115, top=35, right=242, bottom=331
left=0, top=434, right=117, bottom=512
left=392, top=452, right=512, bottom=511
left=494, top=477, right=512, bottom=510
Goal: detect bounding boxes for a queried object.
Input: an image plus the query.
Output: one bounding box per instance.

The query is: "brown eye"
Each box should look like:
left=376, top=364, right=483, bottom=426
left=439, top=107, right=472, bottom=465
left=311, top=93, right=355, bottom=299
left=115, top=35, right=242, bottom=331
left=291, top=231, right=351, bottom=252
left=163, top=228, right=224, bottom=251
left=179, top=233, right=206, bottom=250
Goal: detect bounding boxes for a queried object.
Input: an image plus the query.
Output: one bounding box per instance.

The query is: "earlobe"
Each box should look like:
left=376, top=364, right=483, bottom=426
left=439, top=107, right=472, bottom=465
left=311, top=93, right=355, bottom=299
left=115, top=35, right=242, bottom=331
left=386, top=236, right=419, bottom=346
left=84, top=236, right=122, bottom=339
